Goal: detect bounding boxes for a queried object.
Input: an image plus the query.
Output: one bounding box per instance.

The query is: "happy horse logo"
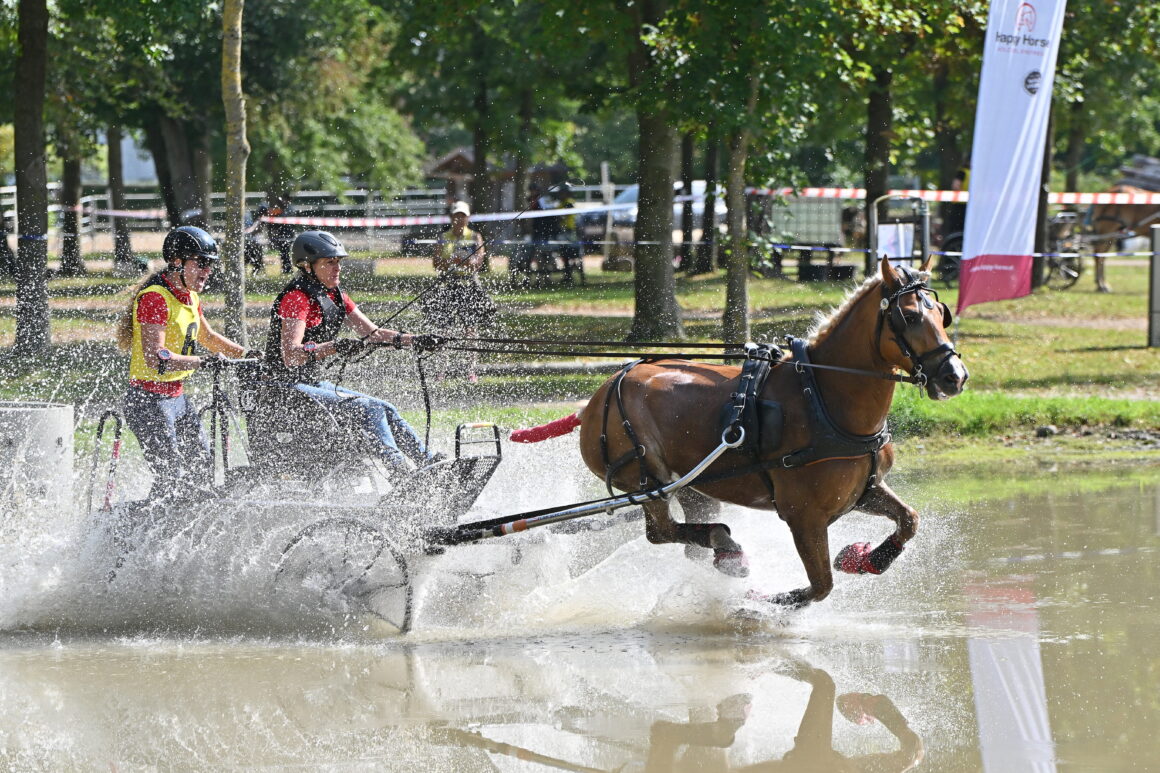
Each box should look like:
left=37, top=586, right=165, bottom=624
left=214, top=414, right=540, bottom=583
left=1015, top=2, right=1037, bottom=33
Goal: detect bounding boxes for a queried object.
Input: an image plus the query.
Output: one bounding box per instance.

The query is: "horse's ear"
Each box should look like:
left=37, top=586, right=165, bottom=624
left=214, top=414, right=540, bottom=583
left=919, top=250, right=935, bottom=273
left=880, top=254, right=900, bottom=287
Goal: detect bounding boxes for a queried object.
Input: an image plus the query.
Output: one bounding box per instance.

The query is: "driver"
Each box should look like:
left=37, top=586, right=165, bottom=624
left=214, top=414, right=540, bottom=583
left=265, top=230, right=444, bottom=472
left=116, top=225, right=249, bottom=502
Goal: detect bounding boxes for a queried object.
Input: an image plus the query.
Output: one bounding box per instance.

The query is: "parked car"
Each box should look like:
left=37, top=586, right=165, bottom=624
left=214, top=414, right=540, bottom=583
left=577, top=180, right=727, bottom=254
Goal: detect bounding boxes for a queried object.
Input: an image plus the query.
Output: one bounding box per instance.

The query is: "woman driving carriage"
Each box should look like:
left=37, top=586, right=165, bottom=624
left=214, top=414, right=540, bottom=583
left=116, top=226, right=250, bottom=503
left=265, top=230, right=445, bottom=473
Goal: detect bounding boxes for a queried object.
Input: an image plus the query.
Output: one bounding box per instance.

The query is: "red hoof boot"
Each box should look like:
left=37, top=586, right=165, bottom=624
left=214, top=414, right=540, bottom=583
left=714, top=549, right=750, bottom=578
left=835, top=542, right=880, bottom=575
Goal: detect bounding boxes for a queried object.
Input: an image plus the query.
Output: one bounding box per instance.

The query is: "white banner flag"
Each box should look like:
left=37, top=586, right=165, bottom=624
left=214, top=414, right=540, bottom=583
left=958, top=0, right=1068, bottom=313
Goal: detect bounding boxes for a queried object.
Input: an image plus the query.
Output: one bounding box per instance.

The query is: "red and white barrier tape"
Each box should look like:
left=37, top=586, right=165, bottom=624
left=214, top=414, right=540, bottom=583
left=745, top=187, right=1160, bottom=205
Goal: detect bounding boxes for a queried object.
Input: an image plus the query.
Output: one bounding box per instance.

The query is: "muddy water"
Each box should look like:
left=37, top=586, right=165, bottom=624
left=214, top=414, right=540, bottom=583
left=1, top=447, right=1158, bottom=771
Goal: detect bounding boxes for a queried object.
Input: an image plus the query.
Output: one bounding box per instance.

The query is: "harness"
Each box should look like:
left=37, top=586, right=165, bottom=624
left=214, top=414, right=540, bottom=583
left=598, top=269, right=958, bottom=506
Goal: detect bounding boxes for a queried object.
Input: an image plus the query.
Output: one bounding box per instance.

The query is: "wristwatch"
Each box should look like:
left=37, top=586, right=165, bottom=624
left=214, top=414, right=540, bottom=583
left=303, top=341, right=318, bottom=362
left=156, top=348, right=172, bottom=374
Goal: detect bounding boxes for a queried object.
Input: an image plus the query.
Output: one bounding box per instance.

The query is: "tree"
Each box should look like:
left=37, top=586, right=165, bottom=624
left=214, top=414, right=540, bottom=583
left=221, top=0, right=248, bottom=345
left=12, top=0, right=49, bottom=354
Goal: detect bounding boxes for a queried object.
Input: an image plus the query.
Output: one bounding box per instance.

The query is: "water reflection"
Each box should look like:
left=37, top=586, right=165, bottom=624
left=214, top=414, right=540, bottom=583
left=0, top=637, right=928, bottom=771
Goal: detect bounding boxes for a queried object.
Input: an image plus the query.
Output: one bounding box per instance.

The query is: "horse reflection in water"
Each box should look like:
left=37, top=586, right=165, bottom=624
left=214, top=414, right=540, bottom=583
left=645, top=660, right=924, bottom=773
left=578, top=256, right=968, bottom=607
left=445, top=658, right=924, bottom=773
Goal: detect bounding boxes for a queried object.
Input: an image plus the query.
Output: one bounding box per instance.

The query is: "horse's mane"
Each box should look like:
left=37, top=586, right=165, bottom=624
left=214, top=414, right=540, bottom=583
left=806, top=274, right=881, bottom=345
left=806, top=268, right=931, bottom=345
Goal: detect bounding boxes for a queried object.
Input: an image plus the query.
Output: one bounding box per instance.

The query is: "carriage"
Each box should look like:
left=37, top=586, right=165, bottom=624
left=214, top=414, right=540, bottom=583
left=89, top=255, right=966, bottom=634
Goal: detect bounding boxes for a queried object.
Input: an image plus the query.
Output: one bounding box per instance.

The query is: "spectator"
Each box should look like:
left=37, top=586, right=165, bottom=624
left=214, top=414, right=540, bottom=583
left=421, top=201, right=496, bottom=382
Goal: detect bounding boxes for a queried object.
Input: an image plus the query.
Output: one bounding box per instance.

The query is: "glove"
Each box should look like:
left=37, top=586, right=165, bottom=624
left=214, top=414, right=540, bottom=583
left=412, top=334, right=447, bottom=353
left=333, top=338, right=366, bottom=357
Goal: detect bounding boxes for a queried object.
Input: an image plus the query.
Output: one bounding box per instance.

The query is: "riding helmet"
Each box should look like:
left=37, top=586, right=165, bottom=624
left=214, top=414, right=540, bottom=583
left=293, top=230, right=349, bottom=267
left=162, top=225, right=220, bottom=263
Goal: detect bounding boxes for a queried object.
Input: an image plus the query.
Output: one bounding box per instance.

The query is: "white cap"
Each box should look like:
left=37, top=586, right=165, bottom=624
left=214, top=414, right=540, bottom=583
left=450, top=201, right=471, bottom=217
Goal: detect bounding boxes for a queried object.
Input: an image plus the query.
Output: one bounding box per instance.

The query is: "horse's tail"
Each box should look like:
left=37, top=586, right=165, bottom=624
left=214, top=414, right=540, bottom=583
left=509, top=412, right=582, bottom=443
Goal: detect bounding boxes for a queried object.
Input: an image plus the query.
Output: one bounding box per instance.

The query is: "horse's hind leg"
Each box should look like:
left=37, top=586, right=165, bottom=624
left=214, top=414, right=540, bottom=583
left=834, top=480, right=916, bottom=576
left=678, top=488, right=719, bottom=561
left=644, top=495, right=749, bottom=579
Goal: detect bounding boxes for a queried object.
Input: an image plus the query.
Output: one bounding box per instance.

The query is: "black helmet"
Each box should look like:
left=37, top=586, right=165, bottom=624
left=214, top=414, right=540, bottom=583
left=163, top=225, right=219, bottom=263
left=293, top=230, right=348, bottom=266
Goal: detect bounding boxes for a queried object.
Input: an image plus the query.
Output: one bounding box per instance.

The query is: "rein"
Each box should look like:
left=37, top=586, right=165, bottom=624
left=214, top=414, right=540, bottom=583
left=437, top=337, right=927, bottom=384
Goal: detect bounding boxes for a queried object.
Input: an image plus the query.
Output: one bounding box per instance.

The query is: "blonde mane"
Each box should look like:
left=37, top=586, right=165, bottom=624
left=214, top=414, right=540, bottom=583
left=805, top=274, right=881, bottom=345
left=805, top=268, right=933, bottom=345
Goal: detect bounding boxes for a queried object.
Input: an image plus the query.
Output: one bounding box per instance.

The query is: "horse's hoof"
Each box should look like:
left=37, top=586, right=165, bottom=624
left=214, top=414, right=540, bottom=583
left=745, top=588, right=809, bottom=608
left=714, top=549, right=749, bottom=578
left=837, top=693, right=883, bottom=726
left=1097, top=284, right=1112, bottom=293
left=835, top=542, right=880, bottom=575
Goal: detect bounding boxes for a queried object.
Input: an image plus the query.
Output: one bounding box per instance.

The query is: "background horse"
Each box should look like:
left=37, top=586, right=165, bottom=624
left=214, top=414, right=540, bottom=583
left=1089, top=184, right=1160, bottom=293
left=576, top=256, right=968, bottom=608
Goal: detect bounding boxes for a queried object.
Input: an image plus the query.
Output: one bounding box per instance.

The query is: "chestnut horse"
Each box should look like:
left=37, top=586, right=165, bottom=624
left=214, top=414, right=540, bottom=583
left=1089, top=184, right=1160, bottom=293
left=577, top=256, right=968, bottom=608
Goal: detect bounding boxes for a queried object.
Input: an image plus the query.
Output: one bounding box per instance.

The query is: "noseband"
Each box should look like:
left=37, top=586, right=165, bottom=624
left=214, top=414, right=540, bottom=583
left=876, top=268, right=958, bottom=388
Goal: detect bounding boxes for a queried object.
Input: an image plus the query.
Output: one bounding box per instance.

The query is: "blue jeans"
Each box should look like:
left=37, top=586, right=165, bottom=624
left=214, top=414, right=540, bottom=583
left=123, top=387, right=212, bottom=501
left=293, top=381, right=431, bottom=469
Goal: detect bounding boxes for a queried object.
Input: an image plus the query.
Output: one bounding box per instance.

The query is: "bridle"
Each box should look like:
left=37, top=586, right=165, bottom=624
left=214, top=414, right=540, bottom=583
left=875, top=268, right=958, bottom=389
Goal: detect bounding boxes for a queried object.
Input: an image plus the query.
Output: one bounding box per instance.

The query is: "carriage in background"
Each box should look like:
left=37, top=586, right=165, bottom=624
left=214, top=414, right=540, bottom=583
left=936, top=155, right=1160, bottom=292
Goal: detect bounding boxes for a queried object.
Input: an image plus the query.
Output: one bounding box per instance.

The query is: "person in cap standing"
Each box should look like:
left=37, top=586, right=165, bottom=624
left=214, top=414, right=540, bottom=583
left=265, top=230, right=444, bottom=472
left=115, top=225, right=249, bottom=502
left=421, top=201, right=496, bottom=382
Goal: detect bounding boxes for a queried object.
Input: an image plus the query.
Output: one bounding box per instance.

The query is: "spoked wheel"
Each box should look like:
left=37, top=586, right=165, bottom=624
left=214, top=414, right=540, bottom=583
left=274, top=517, right=412, bottom=634
left=1044, top=253, right=1083, bottom=290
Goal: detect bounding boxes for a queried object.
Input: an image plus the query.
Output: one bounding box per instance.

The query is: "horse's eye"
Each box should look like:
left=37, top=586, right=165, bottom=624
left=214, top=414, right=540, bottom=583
left=903, top=313, right=922, bottom=326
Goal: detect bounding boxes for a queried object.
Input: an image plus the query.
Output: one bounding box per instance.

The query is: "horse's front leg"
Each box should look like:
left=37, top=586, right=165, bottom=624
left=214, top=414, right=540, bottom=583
left=643, top=497, right=749, bottom=579
left=751, top=514, right=833, bottom=608
left=834, top=480, right=916, bottom=576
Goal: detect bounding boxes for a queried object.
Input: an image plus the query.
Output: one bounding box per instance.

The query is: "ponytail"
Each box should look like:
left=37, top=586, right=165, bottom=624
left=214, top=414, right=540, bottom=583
left=116, top=272, right=160, bottom=351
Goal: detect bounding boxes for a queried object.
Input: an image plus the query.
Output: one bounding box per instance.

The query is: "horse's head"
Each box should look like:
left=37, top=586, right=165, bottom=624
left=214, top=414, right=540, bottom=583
left=877, top=255, right=969, bottom=400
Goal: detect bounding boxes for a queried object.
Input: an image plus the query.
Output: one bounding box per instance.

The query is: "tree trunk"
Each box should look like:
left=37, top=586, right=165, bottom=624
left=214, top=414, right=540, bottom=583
left=628, top=107, right=683, bottom=341
left=722, top=127, right=752, bottom=343
left=13, top=0, right=50, bottom=354
left=192, top=121, right=213, bottom=229
left=691, top=130, right=719, bottom=275
left=144, top=119, right=181, bottom=227
left=932, top=60, right=963, bottom=239
left=59, top=156, right=85, bottom=276
left=107, top=125, right=135, bottom=270
left=159, top=116, right=200, bottom=225
left=1064, top=99, right=1083, bottom=193
left=470, top=88, right=492, bottom=211
left=863, top=66, right=893, bottom=275
left=221, top=0, right=250, bottom=345
left=514, top=87, right=533, bottom=235
left=678, top=132, right=695, bottom=270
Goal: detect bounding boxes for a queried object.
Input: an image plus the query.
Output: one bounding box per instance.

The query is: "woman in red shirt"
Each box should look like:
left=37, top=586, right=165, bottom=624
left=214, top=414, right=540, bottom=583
left=264, top=231, right=443, bottom=471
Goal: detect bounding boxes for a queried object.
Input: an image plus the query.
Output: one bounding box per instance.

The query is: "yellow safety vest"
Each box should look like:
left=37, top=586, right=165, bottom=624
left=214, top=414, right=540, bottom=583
left=128, top=277, right=200, bottom=383
left=438, top=227, right=479, bottom=277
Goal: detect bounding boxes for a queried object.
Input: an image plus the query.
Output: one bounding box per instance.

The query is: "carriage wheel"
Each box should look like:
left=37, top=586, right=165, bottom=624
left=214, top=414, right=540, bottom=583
left=1044, top=253, right=1082, bottom=290
left=274, top=517, right=412, bottom=634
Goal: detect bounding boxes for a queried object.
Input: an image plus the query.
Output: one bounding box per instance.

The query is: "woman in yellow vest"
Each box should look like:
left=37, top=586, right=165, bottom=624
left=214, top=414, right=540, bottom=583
left=115, top=226, right=248, bottom=502
left=421, top=201, right=496, bottom=382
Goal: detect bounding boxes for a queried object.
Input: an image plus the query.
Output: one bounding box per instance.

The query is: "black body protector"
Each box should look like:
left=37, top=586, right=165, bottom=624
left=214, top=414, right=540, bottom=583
left=264, top=272, right=348, bottom=384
